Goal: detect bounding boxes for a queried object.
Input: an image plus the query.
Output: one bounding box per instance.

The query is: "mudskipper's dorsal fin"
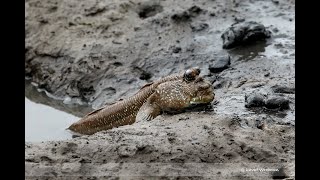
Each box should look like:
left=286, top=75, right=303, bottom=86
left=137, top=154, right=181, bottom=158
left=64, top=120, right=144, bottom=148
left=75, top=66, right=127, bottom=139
left=84, top=98, right=124, bottom=117
left=136, top=82, right=154, bottom=93
left=85, top=107, right=104, bottom=117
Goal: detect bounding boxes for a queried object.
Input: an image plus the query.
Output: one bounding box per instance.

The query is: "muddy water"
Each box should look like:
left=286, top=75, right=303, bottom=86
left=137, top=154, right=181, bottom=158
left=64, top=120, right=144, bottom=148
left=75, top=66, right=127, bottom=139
left=25, top=80, right=93, bottom=142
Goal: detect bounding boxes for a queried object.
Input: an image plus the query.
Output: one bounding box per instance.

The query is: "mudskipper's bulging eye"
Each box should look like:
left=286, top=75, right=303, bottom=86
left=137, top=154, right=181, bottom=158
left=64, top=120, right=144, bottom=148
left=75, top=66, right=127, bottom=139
left=183, top=67, right=201, bottom=82
left=184, top=69, right=194, bottom=81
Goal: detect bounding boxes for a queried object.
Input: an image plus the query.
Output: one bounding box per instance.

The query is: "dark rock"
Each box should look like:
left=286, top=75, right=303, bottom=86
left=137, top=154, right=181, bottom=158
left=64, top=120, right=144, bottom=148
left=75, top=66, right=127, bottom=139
left=203, top=125, right=210, bottom=129
left=191, top=22, right=209, bottom=32
left=138, top=4, right=163, bottom=19
left=178, top=117, right=190, bottom=121
left=256, top=121, right=265, bottom=130
left=140, top=71, right=152, bottom=80
left=171, top=6, right=203, bottom=22
left=274, top=43, right=284, bottom=48
left=245, top=92, right=266, bottom=108
left=168, top=137, right=176, bottom=143
left=79, top=158, right=91, bottom=163
left=113, top=62, right=123, bottom=67
left=78, top=84, right=95, bottom=100
left=213, top=79, right=228, bottom=89
left=72, top=135, right=81, bottom=138
left=272, top=27, right=279, bottom=33
left=221, top=21, right=272, bottom=49
left=271, top=85, right=295, bottom=94
left=188, top=6, right=202, bottom=16
left=234, top=17, right=245, bottom=23
left=265, top=96, right=290, bottom=110
left=171, top=11, right=191, bottom=22
left=171, top=46, right=182, bottom=53
left=264, top=72, right=270, bottom=77
left=255, top=118, right=266, bottom=130
left=209, top=55, right=231, bottom=73
left=133, top=67, right=152, bottom=80
left=136, top=144, right=155, bottom=154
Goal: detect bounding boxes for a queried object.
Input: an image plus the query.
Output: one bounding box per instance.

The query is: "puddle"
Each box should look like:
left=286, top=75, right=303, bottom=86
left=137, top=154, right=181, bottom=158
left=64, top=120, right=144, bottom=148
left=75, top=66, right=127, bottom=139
left=25, top=97, right=78, bottom=142
left=227, top=40, right=270, bottom=61
left=25, top=80, right=93, bottom=142
left=249, top=107, right=288, bottom=118
left=227, top=35, right=293, bottom=62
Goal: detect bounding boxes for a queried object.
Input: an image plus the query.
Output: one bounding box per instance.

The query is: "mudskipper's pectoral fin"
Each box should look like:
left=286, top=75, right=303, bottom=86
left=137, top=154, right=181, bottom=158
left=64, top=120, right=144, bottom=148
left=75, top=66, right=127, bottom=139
left=136, top=95, right=161, bottom=122
left=136, top=103, right=161, bottom=122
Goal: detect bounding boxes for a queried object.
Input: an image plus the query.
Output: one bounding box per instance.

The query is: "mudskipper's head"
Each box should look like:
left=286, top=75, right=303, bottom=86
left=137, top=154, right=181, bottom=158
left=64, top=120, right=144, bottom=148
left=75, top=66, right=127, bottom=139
left=183, top=67, right=215, bottom=105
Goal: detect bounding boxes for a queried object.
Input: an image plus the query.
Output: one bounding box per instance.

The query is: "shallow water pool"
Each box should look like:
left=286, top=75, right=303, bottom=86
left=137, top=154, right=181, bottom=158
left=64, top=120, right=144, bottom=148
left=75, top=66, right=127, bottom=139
left=25, top=97, right=78, bottom=142
left=25, top=80, right=93, bottom=142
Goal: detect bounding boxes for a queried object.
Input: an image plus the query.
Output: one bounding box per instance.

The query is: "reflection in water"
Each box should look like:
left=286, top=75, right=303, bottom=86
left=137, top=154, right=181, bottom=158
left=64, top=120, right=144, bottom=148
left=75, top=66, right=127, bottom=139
left=227, top=40, right=269, bottom=61
left=249, top=107, right=287, bottom=119
left=25, top=80, right=93, bottom=117
left=25, top=80, right=93, bottom=142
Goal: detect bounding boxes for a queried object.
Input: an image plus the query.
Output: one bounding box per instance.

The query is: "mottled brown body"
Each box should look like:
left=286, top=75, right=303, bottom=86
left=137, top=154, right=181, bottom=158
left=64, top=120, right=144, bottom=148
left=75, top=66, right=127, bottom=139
left=68, top=67, right=214, bottom=135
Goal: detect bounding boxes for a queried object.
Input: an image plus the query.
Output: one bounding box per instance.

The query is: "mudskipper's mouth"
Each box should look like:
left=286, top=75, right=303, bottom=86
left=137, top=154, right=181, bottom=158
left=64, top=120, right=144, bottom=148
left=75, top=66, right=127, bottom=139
left=190, top=92, right=215, bottom=105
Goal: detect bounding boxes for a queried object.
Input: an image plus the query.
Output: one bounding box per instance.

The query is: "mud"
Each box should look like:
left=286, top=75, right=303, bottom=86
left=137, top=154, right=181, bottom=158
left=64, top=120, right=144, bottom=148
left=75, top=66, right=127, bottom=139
left=25, top=0, right=295, bottom=179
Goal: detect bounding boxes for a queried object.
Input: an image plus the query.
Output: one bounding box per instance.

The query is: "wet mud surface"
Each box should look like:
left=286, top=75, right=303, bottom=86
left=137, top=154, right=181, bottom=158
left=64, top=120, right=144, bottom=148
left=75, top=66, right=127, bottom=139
left=25, top=0, right=295, bottom=179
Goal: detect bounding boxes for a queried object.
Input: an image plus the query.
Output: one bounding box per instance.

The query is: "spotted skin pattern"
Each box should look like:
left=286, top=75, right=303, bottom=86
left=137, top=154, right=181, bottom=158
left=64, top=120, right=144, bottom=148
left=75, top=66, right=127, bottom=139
left=68, top=67, right=214, bottom=135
